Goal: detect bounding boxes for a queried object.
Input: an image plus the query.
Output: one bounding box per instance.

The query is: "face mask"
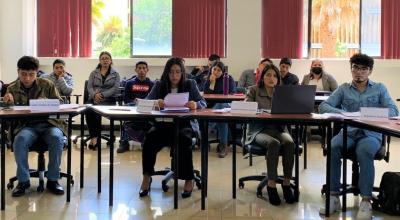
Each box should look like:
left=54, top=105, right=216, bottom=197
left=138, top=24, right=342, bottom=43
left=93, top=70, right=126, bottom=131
left=311, top=67, right=322, bottom=75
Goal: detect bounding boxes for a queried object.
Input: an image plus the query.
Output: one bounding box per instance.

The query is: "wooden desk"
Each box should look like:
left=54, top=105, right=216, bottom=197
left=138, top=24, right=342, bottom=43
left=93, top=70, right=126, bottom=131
left=89, top=105, right=189, bottom=209
left=0, top=106, right=86, bottom=210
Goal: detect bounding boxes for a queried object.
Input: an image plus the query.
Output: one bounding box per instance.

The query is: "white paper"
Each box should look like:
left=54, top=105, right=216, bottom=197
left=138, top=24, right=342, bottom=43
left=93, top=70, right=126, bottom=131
left=29, top=99, right=60, bottom=111
left=341, top=111, right=361, bottom=117
left=212, top=108, right=231, bottom=113
left=60, top=104, right=79, bottom=109
left=231, top=101, right=258, bottom=114
left=12, top=106, right=31, bottom=111
left=164, top=92, right=189, bottom=107
left=360, top=107, right=389, bottom=119
left=315, top=95, right=329, bottom=102
left=137, top=99, right=156, bottom=113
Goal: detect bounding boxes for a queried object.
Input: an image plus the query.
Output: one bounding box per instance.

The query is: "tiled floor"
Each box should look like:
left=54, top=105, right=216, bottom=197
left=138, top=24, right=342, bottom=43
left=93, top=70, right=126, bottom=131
left=1, top=136, right=400, bottom=219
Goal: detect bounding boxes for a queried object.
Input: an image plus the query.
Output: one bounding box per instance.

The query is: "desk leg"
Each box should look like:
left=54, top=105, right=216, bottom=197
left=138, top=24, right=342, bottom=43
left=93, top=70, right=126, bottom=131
left=67, top=116, right=72, bottom=202
left=303, top=126, right=307, bottom=169
left=325, top=123, right=332, bottom=217
left=231, top=123, right=237, bottom=199
left=342, top=124, right=347, bottom=212
left=109, top=119, right=115, bottom=207
left=173, top=119, right=180, bottom=209
left=98, top=134, right=102, bottom=193
left=294, top=125, right=300, bottom=201
left=80, top=112, right=84, bottom=188
left=1, top=120, right=5, bottom=210
left=200, top=120, right=208, bottom=210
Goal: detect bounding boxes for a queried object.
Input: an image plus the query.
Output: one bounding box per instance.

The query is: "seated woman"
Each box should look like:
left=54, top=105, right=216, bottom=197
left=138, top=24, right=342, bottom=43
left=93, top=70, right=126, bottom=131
left=301, top=59, right=338, bottom=92
left=86, top=51, right=120, bottom=149
left=245, top=64, right=295, bottom=206
left=139, top=57, right=206, bottom=198
left=203, top=61, right=236, bottom=158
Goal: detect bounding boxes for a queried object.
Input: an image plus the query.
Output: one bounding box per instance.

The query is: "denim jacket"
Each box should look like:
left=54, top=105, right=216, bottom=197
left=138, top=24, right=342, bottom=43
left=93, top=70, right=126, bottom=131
left=319, top=80, right=399, bottom=140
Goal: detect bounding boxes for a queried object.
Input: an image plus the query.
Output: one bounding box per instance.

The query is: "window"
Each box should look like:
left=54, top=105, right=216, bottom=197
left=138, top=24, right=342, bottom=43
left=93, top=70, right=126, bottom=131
left=308, top=0, right=381, bottom=58
left=92, top=0, right=171, bottom=57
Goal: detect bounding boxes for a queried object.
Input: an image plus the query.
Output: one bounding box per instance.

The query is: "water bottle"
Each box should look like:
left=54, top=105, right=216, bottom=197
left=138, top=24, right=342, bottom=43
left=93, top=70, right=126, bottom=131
left=223, top=72, right=229, bottom=95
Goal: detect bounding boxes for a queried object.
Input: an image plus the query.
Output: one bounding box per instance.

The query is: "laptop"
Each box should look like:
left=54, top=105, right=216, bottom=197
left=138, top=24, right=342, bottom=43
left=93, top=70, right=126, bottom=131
left=270, top=85, right=316, bottom=114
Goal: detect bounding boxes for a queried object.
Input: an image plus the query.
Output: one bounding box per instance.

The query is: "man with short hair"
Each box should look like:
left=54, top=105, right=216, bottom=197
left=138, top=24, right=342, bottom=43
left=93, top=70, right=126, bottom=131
left=117, top=61, right=154, bottom=153
left=279, top=57, right=299, bottom=85
left=238, top=58, right=273, bottom=89
left=41, top=59, right=74, bottom=97
left=319, top=53, right=398, bottom=218
left=191, top=54, right=221, bottom=91
left=4, top=56, right=66, bottom=197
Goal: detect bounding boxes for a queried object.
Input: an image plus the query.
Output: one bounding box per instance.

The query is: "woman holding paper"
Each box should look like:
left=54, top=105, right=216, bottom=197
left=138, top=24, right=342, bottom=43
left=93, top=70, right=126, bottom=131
left=139, top=57, right=206, bottom=198
left=245, top=64, right=295, bottom=206
left=85, top=51, right=120, bottom=150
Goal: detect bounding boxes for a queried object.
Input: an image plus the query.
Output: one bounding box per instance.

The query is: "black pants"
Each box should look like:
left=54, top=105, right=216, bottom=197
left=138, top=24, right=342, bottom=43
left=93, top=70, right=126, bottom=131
left=85, top=101, right=115, bottom=138
left=142, top=122, right=195, bottom=180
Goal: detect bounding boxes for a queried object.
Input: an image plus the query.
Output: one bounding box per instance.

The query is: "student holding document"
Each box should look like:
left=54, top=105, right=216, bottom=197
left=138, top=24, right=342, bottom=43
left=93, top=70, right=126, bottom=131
left=244, top=64, right=295, bottom=206
left=139, top=57, right=206, bottom=198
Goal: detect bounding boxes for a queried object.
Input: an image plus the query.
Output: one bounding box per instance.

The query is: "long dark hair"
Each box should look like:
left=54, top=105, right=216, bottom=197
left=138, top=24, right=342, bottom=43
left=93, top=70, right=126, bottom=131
left=96, top=51, right=113, bottom=72
left=257, top=64, right=281, bottom=88
left=158, top=57, right=187, bottom=97
left=208, top=61, right=225, bottom=78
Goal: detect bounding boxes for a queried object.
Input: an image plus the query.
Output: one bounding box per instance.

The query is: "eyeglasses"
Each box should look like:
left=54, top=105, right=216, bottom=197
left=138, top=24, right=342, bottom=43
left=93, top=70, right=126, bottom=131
left=351, top=64, right=370, bottom=72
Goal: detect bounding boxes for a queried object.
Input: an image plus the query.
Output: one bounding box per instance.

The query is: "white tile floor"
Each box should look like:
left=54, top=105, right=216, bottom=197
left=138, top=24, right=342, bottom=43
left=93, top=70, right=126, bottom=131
left=1, top=136, right=400, bottom=219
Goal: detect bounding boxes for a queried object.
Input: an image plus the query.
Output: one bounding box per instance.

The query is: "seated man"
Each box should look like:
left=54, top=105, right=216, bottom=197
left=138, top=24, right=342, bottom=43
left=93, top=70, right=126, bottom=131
left=319, top=53, right=399, bottom=218
left=4, top=56, right=66, bottom=197
left=117, top=61, right=154, bottom=153
left=41, top=59, right=74, bottom=99
left=279, top=57, right=299, bottom=85
left=238, top=58, right=273, bottom=90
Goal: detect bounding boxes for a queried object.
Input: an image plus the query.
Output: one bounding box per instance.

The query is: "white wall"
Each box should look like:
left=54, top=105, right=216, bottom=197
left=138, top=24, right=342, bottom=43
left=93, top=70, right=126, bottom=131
left=1, top=0, right=400, bottom=104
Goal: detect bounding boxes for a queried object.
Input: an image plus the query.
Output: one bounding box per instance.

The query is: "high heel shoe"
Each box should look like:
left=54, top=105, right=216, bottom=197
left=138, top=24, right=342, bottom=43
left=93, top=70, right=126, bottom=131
left=139, top=177, right=152, bottom=197
left=88, top=142, right=100, bottom=150
left=181, top=180, right=194, bottom=198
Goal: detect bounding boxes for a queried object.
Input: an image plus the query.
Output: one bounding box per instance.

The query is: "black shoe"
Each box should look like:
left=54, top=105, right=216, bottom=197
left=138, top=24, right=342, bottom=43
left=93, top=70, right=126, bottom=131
left=46, top=180, right=64, bottom=195
left=12, top=181, right=30, bottom=197
left=139, top=177, right=152, bottom=197
left=267, top=186, right=281, bottom=206
left=117, top=141, right=129, bottom=153
left=282, top=185, right=295, bottom=204
left=181, top=181, right=194, bottom=198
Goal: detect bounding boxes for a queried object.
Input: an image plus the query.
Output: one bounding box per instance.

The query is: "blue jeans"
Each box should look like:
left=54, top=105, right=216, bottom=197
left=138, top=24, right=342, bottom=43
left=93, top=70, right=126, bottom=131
left=330, top=130, right=381, bottom=197
left=13, top=122, right=64, bottom=182
left=211, top=103, right=230, bottom=145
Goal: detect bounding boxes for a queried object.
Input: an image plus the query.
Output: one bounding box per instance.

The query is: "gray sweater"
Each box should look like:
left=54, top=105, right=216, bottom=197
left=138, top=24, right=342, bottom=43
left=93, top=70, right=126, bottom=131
left=41, top=72, right=74, bottom=96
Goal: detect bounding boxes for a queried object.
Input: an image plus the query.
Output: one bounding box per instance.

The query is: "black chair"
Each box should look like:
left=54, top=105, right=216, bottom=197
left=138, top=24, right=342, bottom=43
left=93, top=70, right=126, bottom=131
left=238, top=125, right=302, bottom=198
left=321, top=135, right=390, bottom=197
left=7, top=135, right=74, bottom=192
left=72, top=80, right=111, bottom=147
left=152, top=137, right=202, bottom=192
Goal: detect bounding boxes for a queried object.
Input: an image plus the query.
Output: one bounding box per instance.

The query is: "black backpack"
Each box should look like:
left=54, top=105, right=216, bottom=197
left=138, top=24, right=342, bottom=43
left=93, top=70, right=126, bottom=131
left=375, top=172, right=400, bottom=215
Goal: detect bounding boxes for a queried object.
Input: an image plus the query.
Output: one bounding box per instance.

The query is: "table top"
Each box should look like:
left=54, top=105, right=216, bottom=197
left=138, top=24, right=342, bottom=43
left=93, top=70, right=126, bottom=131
left=0, top=106, right=86, bottom=118
left=202, top=94, right=246, bottom=102
left=346, top=118, right=400, bottom=138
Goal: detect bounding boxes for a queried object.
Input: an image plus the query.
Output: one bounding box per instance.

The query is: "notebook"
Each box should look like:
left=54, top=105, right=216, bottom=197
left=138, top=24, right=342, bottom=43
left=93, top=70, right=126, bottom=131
left=270, top=85, right=316, bottom=114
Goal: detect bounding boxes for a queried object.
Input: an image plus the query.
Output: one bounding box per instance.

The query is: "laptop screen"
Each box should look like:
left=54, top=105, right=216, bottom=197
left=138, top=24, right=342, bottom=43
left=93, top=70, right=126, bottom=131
left=270, top=85, right=317, bottom=114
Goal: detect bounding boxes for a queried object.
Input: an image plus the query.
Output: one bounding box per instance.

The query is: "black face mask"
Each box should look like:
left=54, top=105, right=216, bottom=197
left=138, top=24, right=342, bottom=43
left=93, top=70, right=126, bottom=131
left=311, top=67, right=322, bottom=75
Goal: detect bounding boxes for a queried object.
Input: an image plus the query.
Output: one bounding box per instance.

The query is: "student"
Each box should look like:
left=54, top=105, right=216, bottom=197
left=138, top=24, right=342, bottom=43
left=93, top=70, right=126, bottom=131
left=117, top=61, right=154, bottom=153
left=41, top=59, right=74, bottom=97
left=139, top=57, right=206, bottom=198
left=245, top=64, right=295, bottom=206
left=85, top=51, right=120, bottom=150
left=238, top=58, right=273, bottom=89
left=301, top=59, right=338, bottom=92
left=191, top=54, right=221, bottom=91
left=319, top=53, right=398, bottom=218
left=4, top=56, right=66, bottom=197
left=203, top=61, right=236, bottom=158
left=279, top=57, right=299, bottom=85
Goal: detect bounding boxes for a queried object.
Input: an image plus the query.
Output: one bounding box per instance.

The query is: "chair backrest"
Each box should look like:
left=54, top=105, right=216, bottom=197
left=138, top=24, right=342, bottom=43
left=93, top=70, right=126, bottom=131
left=83, top=80, right=89, bottom=104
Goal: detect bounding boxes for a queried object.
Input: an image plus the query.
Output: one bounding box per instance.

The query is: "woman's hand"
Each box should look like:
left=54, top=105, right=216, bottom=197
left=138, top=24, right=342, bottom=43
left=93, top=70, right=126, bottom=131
left=157, top=99, right=165, bottom=109
left=94, top=92, right=103, bottom=104
left=185, top=101, right=197, bottom=110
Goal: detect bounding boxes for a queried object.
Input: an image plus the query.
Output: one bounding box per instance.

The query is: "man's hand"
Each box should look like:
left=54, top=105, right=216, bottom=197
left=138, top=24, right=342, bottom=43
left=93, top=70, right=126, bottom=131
left=3, top=93, right=14, bottom=104
left=94, top=92, right=104, bottom=104
left=185, top=101, right=197, bottom=110
left=55, top=70, right=65, bottom=79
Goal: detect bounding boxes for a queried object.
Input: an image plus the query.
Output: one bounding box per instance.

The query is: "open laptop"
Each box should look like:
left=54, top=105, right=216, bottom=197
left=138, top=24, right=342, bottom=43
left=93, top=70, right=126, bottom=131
left=270, top=85, right=316, bottom=114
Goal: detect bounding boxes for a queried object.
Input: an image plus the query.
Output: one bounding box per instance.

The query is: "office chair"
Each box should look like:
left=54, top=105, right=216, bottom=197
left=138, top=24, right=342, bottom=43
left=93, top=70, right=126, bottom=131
left=72, top=80, right=111, bottom=147
left=152, top=137, right=202, bottom=192
left=238, top=125, right=302, bottom=198
left=7, top=127, right=74, bottom=192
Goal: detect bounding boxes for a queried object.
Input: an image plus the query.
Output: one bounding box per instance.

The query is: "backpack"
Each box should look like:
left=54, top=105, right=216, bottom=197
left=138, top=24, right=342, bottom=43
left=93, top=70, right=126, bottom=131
left=375, top=172, right=400, bottom=215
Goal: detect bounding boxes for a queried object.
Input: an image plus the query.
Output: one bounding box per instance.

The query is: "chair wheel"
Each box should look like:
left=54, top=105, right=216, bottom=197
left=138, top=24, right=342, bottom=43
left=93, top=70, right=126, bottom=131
left=37, top=185, right=44, bottom=192
left=195, top=181, right=202, bottom=190
left=72, top=140, right=77, bottom=144
left=256, top=190, right=262, bottom=197
left=7, top=182, right=14, bottom=190
left=162, top=183, right=169, bottom=192
left=238, top=181, right=244, bottom=189
left=71, top=179, right=75, bottom=185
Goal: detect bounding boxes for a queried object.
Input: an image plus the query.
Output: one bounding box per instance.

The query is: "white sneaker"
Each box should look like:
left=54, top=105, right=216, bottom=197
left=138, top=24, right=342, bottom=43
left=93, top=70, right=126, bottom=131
left=356, top=200, right=372, bottom=219
left=319, top=195, right=341, bottom=215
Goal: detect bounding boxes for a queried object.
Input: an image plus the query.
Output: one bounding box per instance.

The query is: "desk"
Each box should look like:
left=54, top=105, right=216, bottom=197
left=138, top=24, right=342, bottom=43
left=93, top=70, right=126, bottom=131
left=0, top=106, right=86, bottom=210
left=202, top=94, right=245, bottom=104
left=340, top=118, right=400, bottom=212
left=187, top=109, right=338, bottom=211
left=89, top=105, right=188, bottom=209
